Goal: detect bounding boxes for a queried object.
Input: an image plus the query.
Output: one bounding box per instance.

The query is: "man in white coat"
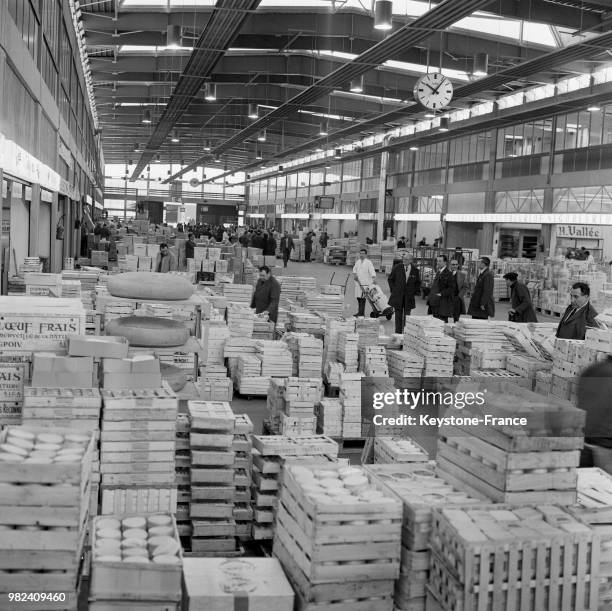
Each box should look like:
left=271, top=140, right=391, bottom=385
left=352, top=248, right=377, bottom=317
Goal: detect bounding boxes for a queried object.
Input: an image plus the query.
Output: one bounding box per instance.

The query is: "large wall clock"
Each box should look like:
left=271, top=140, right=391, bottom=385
left=413, top=72, right=454, bottom=110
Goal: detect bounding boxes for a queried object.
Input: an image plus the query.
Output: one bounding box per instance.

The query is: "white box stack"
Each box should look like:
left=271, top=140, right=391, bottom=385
left=188, top=401, right=238, bottom=554
left=201, top=320, right=229, bottom=366
left=316, top=397, right=343, bottom=436
left=360, top=345, right=389, bottom=376
left=295, top=334, right=324, bottom=377
left=387, top=349, right=424, bottom=378
left=235, top=354, right=268, bottom=396
left=324, top=361, right=344, bottom=388
left=337, top=331, right=359, bottom=373
left=227, top=303, right=255, bottom=337
left=356, top=317, right=380, bottom=349
left=222, top=283, right=253, bottom=304
left=339, top=371, right=363, bottom=438
left=255, top=340, right=293, bottom=378
left=324, top=318, right=355, bottom=364
left=404, top=317, right=455, bottom=377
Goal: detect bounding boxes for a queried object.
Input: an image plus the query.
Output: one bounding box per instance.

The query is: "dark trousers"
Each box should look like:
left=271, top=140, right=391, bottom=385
left=453, top=298, right=466, bottom=322
left=434, top=314, right=449, bottom=323
left=305, top=249, right=311, bottom=262
left=357, top=298, right=366, bottom=317
left=394, top=306, right=412, bottom=334
left=282, top=251, right=290, bottom=267
left=471, top=312, right=488, bottom=320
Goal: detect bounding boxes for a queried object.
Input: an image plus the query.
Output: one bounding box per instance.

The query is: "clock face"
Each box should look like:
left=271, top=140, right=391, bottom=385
left=413, top=73, right=454, bottom=110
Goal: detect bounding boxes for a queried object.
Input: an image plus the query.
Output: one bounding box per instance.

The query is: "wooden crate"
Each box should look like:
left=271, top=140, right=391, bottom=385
left=373, top=437, right=429, bottom=464
left=273, top=464, right=402, bottom=586
left=252, top=434, right=338, bottom=457
left=429, top=504, right=599, bottom=611
left=100, top=485, right=177, bottom=515
left=90, top=513, right=182, bottom=602
left=435, top=428, right=579, bottom=503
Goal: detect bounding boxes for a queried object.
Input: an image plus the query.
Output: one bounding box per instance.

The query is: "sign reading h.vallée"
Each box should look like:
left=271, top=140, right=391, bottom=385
left=556, top=225, right=602, bottom=239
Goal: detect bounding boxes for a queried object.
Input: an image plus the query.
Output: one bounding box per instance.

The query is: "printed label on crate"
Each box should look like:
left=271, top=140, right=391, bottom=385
left=0, top=363, right=26, bottom=401
left=0, top=315, right=83, bottom=350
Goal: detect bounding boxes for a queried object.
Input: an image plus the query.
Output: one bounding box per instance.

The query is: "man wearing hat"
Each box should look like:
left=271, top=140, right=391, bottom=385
left=468, top=256, right=495, bottom=319
left=504, top=272, right=537, bottom=323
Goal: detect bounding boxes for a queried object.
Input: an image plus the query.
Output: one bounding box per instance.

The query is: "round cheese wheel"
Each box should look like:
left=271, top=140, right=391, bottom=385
left=147, top=515, right=172, bottom=527
left=153, top=555, right=180, bottom=565
left=37, top=433, right=63, bottom=444
left=160, top=363, right=187, bottom=392
left=97, top=518, right=121, bottom=531
left=122, top=517, right=146, bottom=530
left=0, top=443, right=29, bottom=457
left=148, top=526, right=174, bottom=537
left=9, top=429, right=35, bottom=441
left=123, top=528, right=147, bottom=540
left=107, top=272, right=193, bottom=301
left=6, top=437, right=34, bottom=451
left=106, top=316, right=190, bottom=347
left=0, top=453, right=23, bottom=462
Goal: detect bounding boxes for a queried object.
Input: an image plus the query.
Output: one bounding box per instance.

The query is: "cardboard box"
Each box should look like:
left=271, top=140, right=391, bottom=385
left=68, top=335, right=129, bottom=359
left=102, top=355, right=160, bottom=374
left=183, top=558, right=294, bottom=611
left=31, top=353, right=96, bottom=387
left=134, top=243, right=148, bottom=257
left=102, top=372, right=163, bottom=389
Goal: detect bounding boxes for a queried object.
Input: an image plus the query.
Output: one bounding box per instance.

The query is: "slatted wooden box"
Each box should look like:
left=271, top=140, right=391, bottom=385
left=90, top=513, right=182, bottom=602
left=429, top=504, right=599, bottom=611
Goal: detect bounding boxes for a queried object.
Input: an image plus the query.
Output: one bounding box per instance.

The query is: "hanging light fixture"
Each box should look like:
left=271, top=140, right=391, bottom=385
left=170, top=130, right=179, bottom=143
left=142, top=109, right=152, bottom=124
left=203, top=139, right=211, bottom=151
left=319, top=122, right=329, bottom=136
left=374, top=0, right=393, bottom=31
left=349, top=75, right=364, bottom=93
left=256, top=149, right=263, bottom=160
left=166, top=24, right=181, bottom=49
left=334, top=148, right=342, bottom=160
left=214, top=154, right=221, bottom=163
left=133, top=143, right=141, bottom=152
left=257, top=129, right=267, bottom=142
left=439, top=117, right=449, bottom=132
left=324, top=161, right=331, bottom=169
left=473, top=53, right=488, bottom=77
left=155, top=154, right=161, bottom=162
left=248, top=103, right=258, bottom=119
left=278, top=165, right=284, bottom=173
left=204, top=83, right=217, bottom=101
left=424, top=111, right=435, bottom=119
left=409, top=146, right=419, bottom=151
left=588, top=104, right=601, bottom=112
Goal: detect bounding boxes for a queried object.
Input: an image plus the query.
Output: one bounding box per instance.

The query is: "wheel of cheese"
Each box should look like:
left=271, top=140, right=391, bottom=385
left=106, top=316, right=190, bottom=347
left=107, top=272, right=193, bottom=301
left=160, top=363, right=187, bottom=392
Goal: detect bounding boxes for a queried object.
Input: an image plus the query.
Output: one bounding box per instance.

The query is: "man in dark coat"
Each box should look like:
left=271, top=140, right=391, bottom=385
left=319, top=231, right=328, bottom=249
left=185, top=233, right=196, bottom=261
left=427, top=254, right=455, bottom=323
left=251, top=266, right=281, bottom=324
left=387, top=253, right=421, bottom=334
left=556, top=282, right=601, bottom=340
left=504, top=272, right=537, bottom=323
left=450, top=259, right=467, bottom=322
left=264, top=232, right=276, bottom=256
left=280, top=231, right=294, bottom=268
left=397, top=237, right=406, bottom=248
left=304, top=231, right=313, bottom=262
left=468, top=256, right=495, bottom=319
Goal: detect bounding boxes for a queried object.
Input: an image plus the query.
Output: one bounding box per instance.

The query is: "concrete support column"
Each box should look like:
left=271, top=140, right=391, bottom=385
left=542, top=188, right=554, bottom=257
left=29, top=183, right=40, bottom=257
left=376, top=143, right=391, bottom=243
left=482, top=190, right=496, bottom=256
left=50, top=192, right=59, bottom=272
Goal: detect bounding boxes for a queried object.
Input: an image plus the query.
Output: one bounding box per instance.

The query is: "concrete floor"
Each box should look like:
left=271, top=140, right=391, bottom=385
left=231, top=259, right=560, bottom=458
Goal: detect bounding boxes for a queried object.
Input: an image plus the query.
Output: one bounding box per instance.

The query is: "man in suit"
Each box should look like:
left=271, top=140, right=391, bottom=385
left=504, top=272, right=538, bottom=323
left=427, top=254, right=455, bottom=323
left=388, top=253, right=421, bottom=334
left=280, top=231, right=294, bottom=268
left=468, top=256, right=495, bottom=319
left=450, top=259, right=467, bottom=322
left=556, top=282, right=601, bottom=340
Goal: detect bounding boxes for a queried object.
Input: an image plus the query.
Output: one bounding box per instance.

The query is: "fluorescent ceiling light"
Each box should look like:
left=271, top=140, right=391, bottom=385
left=248, top=103, right=259, bottom=119
left=166, top=25, right=181, bottom=49
left=349, top=75, right=364, bottom=93
left=395, top=213, right=442, bottom=221
left=204, top=83, right=217, bottom=101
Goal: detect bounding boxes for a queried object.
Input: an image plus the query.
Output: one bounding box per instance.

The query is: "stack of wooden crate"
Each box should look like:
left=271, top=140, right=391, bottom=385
left=453, top=319, right=513, bottom=375
left=428, top=504, right=599, bottom=610
left=174, top=413, right=191, bottom=540
left=0, top=425, right=94, bottom=611
left=339, top=371, right=363, bottom=437
left=337, top=331, right=359, bottom=372
left=273, top=463, right=402, bottom=611
left=365, top=463, right=482, bottom=611
left=233, top=413, right=254, bottom=539
left=256, top=340, right=293, bottom=378
left=323, top=319, right=355, bottom=364
left=387, top=349, right=424, bottom=378
left=435, top=383, right=584, bottom=504
left=570, top=468, right=612, bottom=609
left=89, top=513, right=183, bottom=610
left=22, top=387, right=102, bottom=520
left=355, top=317, right=380, bottom=348
left=360, top=345, right=389, bottom=376
left=187, top=401, right=238, bottom=554
left=315, top=398, right=343, bottom=436
left=250, top=435, right=339, bottom=541
left=403, top=317, right=455, bottom=377
left=550, top=337, right=584, bottom=403
left=99, top=388, right=178, bottom=516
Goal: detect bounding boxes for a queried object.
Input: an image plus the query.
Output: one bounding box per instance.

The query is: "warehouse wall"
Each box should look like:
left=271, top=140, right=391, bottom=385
left=38, top=201, right=51, bottom=261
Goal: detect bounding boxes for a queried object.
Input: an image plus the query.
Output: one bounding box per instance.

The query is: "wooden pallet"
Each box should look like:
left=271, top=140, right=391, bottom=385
left=428, top=504, right=599, bottom=611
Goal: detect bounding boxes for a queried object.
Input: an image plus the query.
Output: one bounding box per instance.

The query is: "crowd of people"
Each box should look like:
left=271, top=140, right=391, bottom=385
left=354, top=248, right=604, bottom=341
